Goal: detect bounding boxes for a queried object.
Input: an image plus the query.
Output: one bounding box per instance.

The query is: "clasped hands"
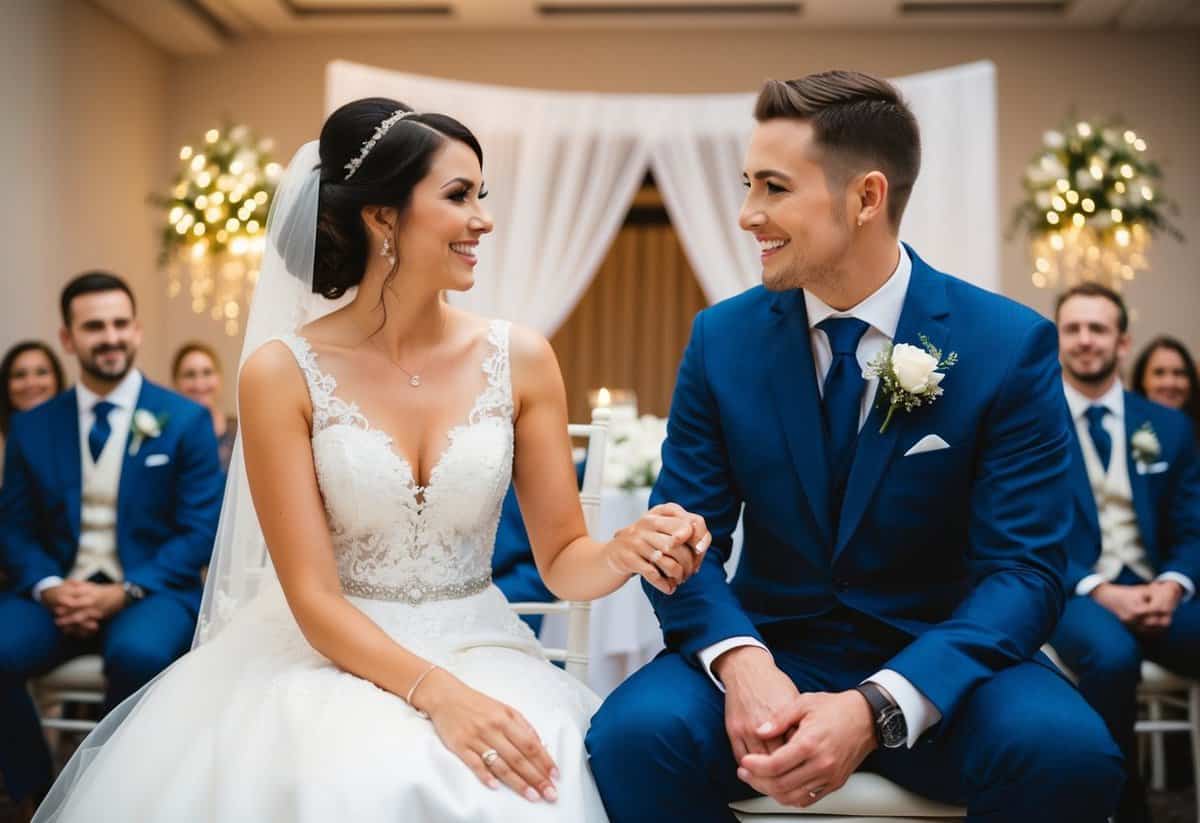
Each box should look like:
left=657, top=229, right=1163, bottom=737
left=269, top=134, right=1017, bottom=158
left=607, top=502, right=711, bottom=594
left=716, top=646, right=878, bottom=809
left=1092, top=579, right=1184, bottom=634
left=41, top=580, right=126, bottom=637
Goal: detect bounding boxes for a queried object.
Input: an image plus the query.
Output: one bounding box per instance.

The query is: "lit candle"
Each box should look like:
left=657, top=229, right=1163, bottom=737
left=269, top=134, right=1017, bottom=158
left=597, top=387, right=612, bottom=407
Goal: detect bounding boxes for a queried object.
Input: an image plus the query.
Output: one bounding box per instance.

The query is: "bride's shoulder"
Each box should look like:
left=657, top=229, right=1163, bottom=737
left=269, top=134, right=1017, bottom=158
left=504, top=321, right=556, bottom=371
left=502, top=322, right=560, bottom=405
left=239, top=339, right=309, bottom=403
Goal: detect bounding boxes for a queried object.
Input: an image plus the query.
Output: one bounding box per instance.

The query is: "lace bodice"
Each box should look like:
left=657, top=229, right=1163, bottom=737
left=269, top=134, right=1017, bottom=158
left=275, top=320, right=515, bottom=604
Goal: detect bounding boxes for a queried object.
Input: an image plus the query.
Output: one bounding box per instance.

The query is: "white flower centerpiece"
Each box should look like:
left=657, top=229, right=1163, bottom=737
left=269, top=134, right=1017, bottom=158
left=603, top=414, right=669, bottom=491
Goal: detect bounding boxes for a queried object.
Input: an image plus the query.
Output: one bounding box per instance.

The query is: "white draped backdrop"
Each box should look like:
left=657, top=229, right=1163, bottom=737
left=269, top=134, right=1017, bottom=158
left=326, top=59, right=997, bottom=335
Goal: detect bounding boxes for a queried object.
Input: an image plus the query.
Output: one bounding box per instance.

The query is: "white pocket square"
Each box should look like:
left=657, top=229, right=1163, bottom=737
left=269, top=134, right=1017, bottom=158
left=1136, top=461, right=1169, bottom=475
left=144, top=454, right=170, bottom=467
left=904, top=434, right=950, bottom=457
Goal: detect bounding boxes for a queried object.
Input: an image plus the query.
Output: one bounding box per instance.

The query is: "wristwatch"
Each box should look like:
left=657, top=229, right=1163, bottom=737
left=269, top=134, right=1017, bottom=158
left=122, top=580, right=147, bottom=605
left=854, top=682, right=907, bottom=749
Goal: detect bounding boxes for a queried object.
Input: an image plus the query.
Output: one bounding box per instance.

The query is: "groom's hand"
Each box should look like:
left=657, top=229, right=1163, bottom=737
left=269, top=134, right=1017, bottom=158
left=713, top=646, right=800, bottom=761
left=737, top=690, right=876, bottom=808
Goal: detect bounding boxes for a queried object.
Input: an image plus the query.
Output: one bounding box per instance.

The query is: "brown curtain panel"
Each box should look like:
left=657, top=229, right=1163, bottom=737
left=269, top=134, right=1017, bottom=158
left=550, top=223, right=709, bottom=424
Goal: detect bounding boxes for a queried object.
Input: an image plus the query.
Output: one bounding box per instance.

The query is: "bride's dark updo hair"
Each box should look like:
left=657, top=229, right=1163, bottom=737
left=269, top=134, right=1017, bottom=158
left=314, top=97, right=484, bottom=298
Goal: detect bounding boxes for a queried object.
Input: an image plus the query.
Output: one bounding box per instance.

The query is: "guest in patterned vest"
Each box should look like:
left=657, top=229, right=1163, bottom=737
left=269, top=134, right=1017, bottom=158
left=1050, top=282, right=1200, bottom=823
left=0, top=272, right=223, bottom=818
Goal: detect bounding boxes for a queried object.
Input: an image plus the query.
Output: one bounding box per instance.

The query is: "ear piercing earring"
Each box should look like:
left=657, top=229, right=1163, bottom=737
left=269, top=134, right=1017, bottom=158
left=381, top=236, right=396, bottom=265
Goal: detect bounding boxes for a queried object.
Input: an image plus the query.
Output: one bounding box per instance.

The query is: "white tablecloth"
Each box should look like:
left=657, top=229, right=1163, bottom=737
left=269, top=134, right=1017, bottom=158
left=539, top=488, right=742, bottom=697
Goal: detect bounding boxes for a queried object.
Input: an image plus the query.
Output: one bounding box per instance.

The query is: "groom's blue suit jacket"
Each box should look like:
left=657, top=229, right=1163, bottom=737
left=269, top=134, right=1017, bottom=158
left=1063, top=389, right=1200, bottom=592
left=0, top=380, right=223, bottom=612
left=648, top=246, right=1073, bottom=725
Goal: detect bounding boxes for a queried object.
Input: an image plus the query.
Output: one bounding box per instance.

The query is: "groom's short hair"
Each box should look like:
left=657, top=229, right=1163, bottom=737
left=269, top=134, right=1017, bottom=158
left=754, top=71, right=920, bottom=231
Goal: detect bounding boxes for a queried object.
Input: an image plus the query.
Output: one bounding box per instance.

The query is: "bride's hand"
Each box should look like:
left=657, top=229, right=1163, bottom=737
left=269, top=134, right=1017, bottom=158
left=416, top=669, right=560, bottom=803
left=607, top=502, right=711, bottom=594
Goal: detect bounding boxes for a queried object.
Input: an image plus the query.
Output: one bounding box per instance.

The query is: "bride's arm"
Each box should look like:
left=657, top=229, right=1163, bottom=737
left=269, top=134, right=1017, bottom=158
left=239, top=343, right=558, bottom=803
left=509, top=326, right=711, bottom=601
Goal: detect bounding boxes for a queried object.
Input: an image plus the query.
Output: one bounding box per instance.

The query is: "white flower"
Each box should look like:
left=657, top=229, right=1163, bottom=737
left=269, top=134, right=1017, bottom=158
left=133, top=409, right=162, bottom=438
left=1034, top=191, right=1053, bottom=209
left=1043, top=130, right=1065, bottom=149
left=603, top=414, right=668, bottom=490
left=890, top=344, right=940, bottom=393
left=1131, top=423, right=1161, bottom=463
left=1074, top=169, right=1096, bottom=191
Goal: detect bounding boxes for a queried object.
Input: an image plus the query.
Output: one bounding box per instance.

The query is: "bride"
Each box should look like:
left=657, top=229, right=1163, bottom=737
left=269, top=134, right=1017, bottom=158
left=34, top=98, right=710, bottom=822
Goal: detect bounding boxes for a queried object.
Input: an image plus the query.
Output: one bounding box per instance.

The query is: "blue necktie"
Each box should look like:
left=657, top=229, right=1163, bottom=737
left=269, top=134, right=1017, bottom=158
left=89, top=400, right=116, bottom=462
left=818, top=317, right=871, bottom=506
left=1084, top=404, right=1112, bottom=472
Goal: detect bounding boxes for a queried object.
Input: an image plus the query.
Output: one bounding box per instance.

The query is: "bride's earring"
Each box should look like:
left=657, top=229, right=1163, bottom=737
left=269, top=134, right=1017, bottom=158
left=381, top=236, right=396, bottom=266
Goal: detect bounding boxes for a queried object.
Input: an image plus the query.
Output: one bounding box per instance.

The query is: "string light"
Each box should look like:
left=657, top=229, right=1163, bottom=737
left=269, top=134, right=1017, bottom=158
left=1019, top=117, right=1178, bottom=292
left=157, top=123, right=278, bottom=335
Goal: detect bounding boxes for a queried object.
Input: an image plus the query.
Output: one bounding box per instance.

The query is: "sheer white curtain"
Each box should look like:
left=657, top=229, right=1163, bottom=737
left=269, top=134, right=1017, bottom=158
left=326, top=60, right=999, bottom=334
left=327, top=63, right=655, bottom=335
left=649, top=61, right=999, bottom=302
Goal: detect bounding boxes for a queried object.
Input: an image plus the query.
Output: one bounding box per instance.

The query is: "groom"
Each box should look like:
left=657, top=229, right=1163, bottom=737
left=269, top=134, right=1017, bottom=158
left=587, top=71, right=1122, bottom=821
left=0, top=272, right=223, bottom=813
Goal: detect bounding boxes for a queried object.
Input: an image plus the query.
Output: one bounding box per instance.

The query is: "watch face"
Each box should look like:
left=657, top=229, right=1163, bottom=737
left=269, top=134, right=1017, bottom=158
left=879, top=706, right=907, bottom=748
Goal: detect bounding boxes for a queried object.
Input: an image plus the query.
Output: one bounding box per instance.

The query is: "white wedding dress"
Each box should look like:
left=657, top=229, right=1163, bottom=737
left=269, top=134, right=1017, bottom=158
left=37, top=319, right=608, bottom=822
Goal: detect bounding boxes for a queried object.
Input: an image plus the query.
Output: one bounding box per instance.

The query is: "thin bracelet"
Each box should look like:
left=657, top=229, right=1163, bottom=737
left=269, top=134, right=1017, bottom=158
left=405, top=663, right=440, bottom=718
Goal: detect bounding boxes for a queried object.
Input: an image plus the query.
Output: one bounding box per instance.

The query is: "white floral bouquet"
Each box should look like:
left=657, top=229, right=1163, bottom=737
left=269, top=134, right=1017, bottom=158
left=603, top=414, right=669, bottom=491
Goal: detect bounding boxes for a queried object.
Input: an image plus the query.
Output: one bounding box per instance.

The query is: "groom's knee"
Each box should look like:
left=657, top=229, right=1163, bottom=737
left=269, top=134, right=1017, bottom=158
left=964, top=666, right=1124, bottom=813
left=587, top=656, right=725, bottom=784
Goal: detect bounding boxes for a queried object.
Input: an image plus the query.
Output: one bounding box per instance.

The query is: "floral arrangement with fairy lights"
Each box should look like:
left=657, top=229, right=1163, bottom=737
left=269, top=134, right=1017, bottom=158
left=1012, top=119, right=1180, bottom=291
left=154, top=124, right=282, bottom=334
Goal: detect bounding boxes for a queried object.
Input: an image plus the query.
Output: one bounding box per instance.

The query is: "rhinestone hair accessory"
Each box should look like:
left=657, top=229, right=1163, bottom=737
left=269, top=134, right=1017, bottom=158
left=343, top=109, right=419, bottom=181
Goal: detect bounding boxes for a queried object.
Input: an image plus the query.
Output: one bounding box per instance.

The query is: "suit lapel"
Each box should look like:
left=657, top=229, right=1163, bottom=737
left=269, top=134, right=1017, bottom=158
left=1068, top=431, right=1101, bottom=543
left=53, top=390, right=83, bottom=543
left=1124, top=395, right=1155, bottom=554
left=765, top=289, right=833, bottom=546
left=116, top=381, right=152, bottom=532
left=835, top=251, right=950, bottom=557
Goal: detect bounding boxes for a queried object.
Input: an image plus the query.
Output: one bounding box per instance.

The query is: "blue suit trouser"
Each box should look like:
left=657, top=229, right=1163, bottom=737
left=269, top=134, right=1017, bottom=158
left=0, top=591, right=195, bottom=802
left=587, top=610, right=1124, bottom=823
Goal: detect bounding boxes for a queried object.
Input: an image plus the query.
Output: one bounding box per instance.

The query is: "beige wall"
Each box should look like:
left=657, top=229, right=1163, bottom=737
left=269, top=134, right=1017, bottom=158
left=162, top=28, right=1199, bottom=361
left=1, top=0, right=170, bottom=382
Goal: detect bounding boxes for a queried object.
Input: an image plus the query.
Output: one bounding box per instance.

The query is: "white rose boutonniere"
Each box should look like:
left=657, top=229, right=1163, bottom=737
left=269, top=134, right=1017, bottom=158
left=1130, top=422, right=1160, bottom=465
left=129, top=409, right=169, bottom=456
left=864, top=334, right=958, bottom=433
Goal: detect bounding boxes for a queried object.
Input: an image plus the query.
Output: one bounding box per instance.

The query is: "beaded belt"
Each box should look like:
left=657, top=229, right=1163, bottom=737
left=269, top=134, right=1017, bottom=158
left=341, top=574, right=492, bottom=605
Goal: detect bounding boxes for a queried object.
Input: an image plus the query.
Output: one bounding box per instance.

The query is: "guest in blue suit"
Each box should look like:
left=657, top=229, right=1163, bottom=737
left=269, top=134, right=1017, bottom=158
left=1049, top=283, right=1200, bottom=823
left=587, top=72, right=1122, bottom=822
left=0, top=272, right=223, bottom=813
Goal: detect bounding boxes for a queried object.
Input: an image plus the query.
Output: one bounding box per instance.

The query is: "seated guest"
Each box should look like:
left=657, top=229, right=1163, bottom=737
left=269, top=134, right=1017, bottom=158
left=0, top=271, right=223, bottom=816
left=172, top=341, right=237, bottom=473
left=0, top=341, right=67, bottom=471
left=1050, top=283, right=1200, bottom=823
left=492, top=484, right=556, bottom=633
left=1131, top=335, right=1200, bottom=440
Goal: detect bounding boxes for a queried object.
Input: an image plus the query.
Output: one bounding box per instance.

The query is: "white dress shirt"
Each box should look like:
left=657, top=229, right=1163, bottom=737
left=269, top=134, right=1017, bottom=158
left=32, top=370, right=143, bottom=601
left=1063, top=380, right=1194, bottom=600
left=699, top=245, right=941, bottom=748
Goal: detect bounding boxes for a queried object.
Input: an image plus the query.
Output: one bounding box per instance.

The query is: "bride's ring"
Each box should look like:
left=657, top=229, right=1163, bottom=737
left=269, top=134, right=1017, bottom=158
left=808, top=786, right=825, bottom=800
left=481, top=749, right=500, bottom=768
left=650, top=549, right=663, bottom=563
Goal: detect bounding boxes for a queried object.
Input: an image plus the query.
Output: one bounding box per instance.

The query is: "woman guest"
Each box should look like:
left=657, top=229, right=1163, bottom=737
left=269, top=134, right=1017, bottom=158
left=0, top=340, right=67, bottom=467
left=172, top=342, right=237, bottom=472
left=1131, top=335, right=1200, bottom=438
